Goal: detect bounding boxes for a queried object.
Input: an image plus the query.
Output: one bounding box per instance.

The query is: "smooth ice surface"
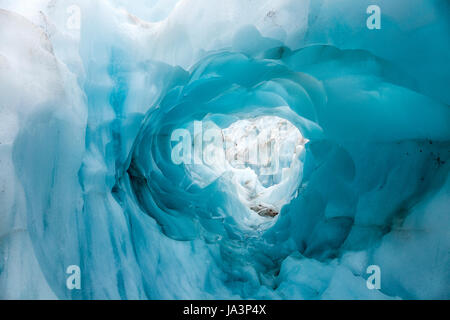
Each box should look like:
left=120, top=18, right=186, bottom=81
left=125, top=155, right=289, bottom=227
left=0, top=0, right=449, bottom=299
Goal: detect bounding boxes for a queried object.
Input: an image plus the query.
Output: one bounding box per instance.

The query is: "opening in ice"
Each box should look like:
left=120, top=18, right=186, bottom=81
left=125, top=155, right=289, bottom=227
left=180, top=116, right=307, bottom=226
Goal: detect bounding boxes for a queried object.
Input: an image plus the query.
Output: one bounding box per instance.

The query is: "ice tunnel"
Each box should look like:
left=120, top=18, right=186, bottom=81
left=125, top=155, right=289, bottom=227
left=0, top=0, right=449, bottom=300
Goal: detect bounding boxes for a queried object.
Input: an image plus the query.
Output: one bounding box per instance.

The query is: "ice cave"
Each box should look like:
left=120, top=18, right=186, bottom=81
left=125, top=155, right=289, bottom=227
left=0, top=0, right=449, bottom=300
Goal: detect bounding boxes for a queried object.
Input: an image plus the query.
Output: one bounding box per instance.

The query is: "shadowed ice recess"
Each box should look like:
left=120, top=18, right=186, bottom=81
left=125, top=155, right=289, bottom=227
left=0, top=0, right=449, bottom=299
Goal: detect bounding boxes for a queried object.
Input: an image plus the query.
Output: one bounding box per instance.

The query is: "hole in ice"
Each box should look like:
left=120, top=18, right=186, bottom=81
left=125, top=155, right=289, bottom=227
left=172, top=115, right=307, bottom=228
left=221, top=116, right=307, bottom=220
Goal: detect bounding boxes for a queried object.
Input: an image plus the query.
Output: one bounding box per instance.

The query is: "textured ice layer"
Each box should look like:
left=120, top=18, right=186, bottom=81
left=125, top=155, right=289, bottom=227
left=0, top=0, right=449, bottom=299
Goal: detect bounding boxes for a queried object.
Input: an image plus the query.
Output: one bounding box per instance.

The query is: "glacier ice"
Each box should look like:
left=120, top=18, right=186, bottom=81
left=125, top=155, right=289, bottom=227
left=0, top=0, right=449, bottom=299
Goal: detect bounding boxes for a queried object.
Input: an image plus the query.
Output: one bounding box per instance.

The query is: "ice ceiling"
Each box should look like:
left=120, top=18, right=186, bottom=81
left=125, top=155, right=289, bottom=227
left=0, top=0, right=449, bottom=299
